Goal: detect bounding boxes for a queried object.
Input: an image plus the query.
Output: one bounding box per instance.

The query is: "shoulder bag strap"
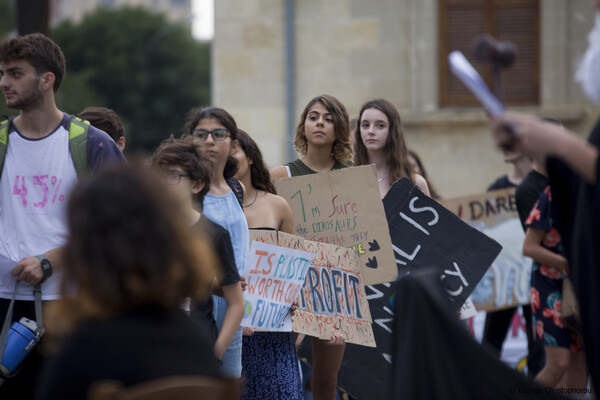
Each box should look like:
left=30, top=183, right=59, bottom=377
left=0, top=281, right=20, bottom=362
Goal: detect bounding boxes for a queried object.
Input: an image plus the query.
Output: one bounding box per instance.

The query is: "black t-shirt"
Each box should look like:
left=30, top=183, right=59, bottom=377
left=190, top=215, right=240, bottom=343
left=36, top=308, right=219, bottom=400
left=487, top=174, right=514, bottom=191
left=515, top=170, right=549, bottom=231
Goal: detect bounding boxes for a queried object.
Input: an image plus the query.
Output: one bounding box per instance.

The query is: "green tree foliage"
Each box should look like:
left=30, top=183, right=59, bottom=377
left=51, top=6, right=210, bottom=150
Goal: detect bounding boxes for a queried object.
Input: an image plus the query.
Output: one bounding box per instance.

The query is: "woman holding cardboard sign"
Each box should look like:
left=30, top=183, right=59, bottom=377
left=231, top=129, right=302, bottom=399
left=353, top=98, right=430, bottom=198
left=271, top=94, right=352, bottom=400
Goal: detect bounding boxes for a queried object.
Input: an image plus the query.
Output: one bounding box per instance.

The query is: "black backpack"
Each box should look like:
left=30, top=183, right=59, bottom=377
left=226, top=177, right=243, bottom=207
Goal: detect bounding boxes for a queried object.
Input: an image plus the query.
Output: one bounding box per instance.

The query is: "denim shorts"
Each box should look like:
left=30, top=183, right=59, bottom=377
left=213, top=295, right=242, bottom=378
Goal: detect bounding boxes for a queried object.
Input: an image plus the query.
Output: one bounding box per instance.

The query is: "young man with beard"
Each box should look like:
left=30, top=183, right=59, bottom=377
left=492, top=0, right=600, bottom=390
left=0, top=33, right=124, bottom=399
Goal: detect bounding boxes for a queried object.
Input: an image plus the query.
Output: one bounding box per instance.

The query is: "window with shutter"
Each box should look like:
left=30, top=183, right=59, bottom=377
left=439, top=0, right=539, bottom=107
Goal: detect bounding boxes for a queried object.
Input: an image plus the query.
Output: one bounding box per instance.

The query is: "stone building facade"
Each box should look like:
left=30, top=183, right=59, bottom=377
left=213, top=0, right=599, bottom=197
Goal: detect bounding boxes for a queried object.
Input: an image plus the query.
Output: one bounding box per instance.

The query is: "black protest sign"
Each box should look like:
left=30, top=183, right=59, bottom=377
left=383, top=177, right=501, bottom=309
left=334, top=178, right=502, bottom=399
left=333, top=282, right=397, bottom=399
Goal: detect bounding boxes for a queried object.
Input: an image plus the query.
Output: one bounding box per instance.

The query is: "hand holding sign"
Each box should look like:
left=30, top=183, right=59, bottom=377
left=249, top=229, right=377, bottom=347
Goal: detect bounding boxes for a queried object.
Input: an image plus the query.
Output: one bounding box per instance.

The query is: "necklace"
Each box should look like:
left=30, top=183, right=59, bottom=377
left=243, top=190, right=258, bottom=208
left=378, top=178, right=383, bottom=182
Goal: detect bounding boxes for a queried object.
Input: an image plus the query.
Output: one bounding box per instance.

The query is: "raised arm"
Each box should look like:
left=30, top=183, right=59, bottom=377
left=492, top=113, right=598, bottom=185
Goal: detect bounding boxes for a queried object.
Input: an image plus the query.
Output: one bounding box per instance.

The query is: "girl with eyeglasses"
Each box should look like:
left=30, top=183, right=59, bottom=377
left=184, top=107, right=250, bottom=379
left=271, top=94, right=352, bottom=400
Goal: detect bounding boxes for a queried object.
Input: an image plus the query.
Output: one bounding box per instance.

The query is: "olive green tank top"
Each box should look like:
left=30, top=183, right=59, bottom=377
left=285, top=159, right=347, bottom=177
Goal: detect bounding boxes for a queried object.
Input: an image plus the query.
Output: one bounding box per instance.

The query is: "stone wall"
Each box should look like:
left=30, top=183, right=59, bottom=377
left=213, top=0, right=598, bottom=198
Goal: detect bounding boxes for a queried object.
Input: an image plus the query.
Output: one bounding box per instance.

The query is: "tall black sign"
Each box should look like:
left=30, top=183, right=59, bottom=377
left=334, top=178, right=502, bottom=399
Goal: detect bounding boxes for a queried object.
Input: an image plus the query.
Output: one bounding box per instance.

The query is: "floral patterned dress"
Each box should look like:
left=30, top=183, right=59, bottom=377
left=525, top=186, right=583, bottom=351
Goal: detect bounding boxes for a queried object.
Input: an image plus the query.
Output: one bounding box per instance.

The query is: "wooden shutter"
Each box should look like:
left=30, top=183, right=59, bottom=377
left=439, top=0, right=539, bottom=107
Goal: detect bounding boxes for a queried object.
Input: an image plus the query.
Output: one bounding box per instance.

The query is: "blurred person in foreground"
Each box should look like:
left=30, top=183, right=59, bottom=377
left=491, top=0, right=600, bottom=390
left=35, top=165, right=219, bottom=399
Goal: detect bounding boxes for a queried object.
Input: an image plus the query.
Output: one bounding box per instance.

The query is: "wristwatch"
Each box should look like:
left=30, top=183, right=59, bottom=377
left=35, top=255, right=53, bottom=283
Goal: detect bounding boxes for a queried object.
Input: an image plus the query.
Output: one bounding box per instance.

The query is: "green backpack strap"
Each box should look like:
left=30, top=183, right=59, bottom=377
left=0, top=117, right=15, bottom=180
left=69, top=115, right=90, bottom=179
left=0, top=116, right=90, bottom=180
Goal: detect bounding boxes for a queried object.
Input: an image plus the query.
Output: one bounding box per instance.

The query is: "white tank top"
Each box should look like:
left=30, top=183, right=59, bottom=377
left=0, top=121, right=78, bottom=300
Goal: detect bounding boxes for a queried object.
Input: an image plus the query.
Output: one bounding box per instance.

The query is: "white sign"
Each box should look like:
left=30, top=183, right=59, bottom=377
left=242, top=241, right=314, bottom=331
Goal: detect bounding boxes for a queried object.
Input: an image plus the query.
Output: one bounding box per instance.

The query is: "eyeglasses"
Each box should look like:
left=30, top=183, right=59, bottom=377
left=164, top=172, right=191, bottom=185
left=191, top=128, right=230, bottom=141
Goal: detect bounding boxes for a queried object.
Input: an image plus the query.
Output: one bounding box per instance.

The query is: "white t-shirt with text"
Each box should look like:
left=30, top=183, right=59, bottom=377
left=0, top=122, right=78, bottom=300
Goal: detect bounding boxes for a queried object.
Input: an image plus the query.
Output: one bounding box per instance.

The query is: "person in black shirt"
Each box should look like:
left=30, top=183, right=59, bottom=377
left=487, top=149, right=532, bottom=191
left=192, top=216, right=241, bottom=345
left=492, top=5, right=600, bottom=385
left=482, top=150, right=546, bottom=377
left=151, top=138, right=244, bottom=362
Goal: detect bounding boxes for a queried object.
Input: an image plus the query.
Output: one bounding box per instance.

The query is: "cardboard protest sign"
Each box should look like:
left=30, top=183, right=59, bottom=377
left=249, top=230, right=376, bottom=347
left=242, top=240, right=314, bottom=331
left=294, top=241, right=376, bottom=347
left=248, top=230, right=304, bottom=251
left=331, top=178, right=503, bottom=399
left=274, top=165, right=397, bottom=286
left=249, top=229, right=279, bottom=246
left=440, top=188, right=532, bottom=311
